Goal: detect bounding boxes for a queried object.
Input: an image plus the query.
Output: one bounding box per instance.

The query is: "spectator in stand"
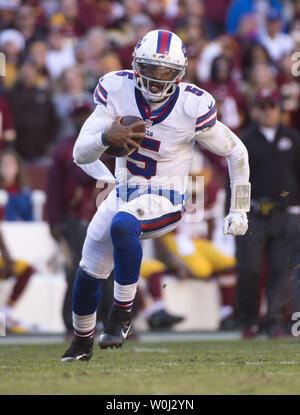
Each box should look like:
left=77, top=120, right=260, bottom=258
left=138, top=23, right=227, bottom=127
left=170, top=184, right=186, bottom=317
left=46, top=101, right=97, bottom=335
left=0, top=88, right=16, bottom=150
left=15, top=4, right=46, bottom=50
left=85, top=27, right=121, bottom=78
left=202, top=55, right=245, bottom=134
left=145, top=0, right=177, bottom=32
left=117, top=13, right=154, bottom=70
left=203, top=0, right=232, bottom=35
left=78, top=0, right=121, bottom=29
left=276, top=53, right=300, bottom=131
left=241, top=42, right=272, bottom=83
left=180, top=20, right=206, bottom=84
left=196, top=35, right=240, bottom=83
left=176, top=0, right=218, bottom=40
left=45, top=25, right=75, bottom=80
left=98, top=53, right=122, bottom=78
left=258, top=8, right=295, bottom=63
left=8, top=59, right=58, bottom=163
left=28, top=41, right=51, bottom=88
left=226, top=0, right=282, bottom=38
left=39, top=0, right=60, bottom=20
left=0, top=0, right=19, bottom=31
left=49, top=0, right=87, bottom=41
left=73, top=38, right=96, bottom=93
left=53, top=66, right=94, bottom=141
left=88, top=28, right=109, bottom=76
left=241, top=62, right=277, bottom=111
left=117, top=0, right=143, bottom=37
left=0, top=149, right=33, bottom=221
left=0, top=28, right=25, bottom=89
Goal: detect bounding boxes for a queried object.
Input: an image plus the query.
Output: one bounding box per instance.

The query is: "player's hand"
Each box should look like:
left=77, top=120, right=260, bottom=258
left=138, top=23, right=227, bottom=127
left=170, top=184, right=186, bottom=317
left=223, top=212, right=248, bottom=236
left=105, top=117, right=146, bottom=153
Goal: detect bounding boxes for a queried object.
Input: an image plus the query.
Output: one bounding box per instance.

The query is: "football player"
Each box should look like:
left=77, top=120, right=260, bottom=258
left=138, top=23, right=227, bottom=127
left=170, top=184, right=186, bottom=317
left=61, top=30, right=250, bottom=361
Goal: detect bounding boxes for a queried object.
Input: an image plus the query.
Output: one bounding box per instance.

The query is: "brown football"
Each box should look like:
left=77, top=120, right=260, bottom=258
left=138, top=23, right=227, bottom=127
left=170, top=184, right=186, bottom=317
left=104, top=116, right=145, bottom=158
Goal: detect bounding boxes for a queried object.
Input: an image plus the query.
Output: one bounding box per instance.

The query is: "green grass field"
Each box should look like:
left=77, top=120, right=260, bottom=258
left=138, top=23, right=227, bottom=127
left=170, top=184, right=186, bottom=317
left=0, top=338, right=300, bottom=395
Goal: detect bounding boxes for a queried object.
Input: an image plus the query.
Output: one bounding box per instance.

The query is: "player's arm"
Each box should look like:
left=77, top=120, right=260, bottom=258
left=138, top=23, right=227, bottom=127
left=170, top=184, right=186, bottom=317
left=195, top=120, right=251, bottom=236
left=73, top=104, right=114, bottom=165
left=73, top=106, right=145, bottom=181
left=73, top=99, right=145, bottom=165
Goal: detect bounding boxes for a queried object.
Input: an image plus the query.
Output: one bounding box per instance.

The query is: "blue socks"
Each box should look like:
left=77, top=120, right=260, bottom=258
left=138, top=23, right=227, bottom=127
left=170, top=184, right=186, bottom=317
left=72, top=267, right=104, bottom=316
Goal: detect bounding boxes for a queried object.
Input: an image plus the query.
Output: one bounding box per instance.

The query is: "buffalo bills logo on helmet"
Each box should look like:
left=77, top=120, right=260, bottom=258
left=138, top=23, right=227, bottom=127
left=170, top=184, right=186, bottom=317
left=136, top=36, right=145, bottom=49
left=181, top=42, right=187, bottom=58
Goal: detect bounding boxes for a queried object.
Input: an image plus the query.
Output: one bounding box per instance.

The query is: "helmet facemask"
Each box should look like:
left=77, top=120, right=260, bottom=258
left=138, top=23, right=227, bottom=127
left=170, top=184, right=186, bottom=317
left=133, top=59, right=185, bottom=102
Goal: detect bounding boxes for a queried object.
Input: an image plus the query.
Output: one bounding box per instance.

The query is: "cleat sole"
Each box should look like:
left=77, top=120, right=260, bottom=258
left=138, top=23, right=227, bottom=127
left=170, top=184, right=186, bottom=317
left=60, top=353, right=93, bottom=362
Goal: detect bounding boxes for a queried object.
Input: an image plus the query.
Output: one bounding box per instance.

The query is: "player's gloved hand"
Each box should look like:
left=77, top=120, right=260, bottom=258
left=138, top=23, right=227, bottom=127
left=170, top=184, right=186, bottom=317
left=223, top=212, right=248, bottom=236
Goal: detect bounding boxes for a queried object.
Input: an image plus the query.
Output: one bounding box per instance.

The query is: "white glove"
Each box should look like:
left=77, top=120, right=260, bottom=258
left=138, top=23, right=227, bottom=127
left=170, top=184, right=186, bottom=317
left=223, top=212, right=248, bottom=236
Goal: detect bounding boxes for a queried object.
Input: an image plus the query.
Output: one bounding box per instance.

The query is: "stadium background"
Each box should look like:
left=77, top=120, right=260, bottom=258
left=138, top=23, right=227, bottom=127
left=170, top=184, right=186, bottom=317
left=0, top=0, right=299, bottom=337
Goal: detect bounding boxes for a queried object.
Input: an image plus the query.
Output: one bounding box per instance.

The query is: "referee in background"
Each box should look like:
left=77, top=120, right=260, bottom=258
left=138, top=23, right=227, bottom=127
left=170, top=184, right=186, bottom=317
left=234, top=88, right=300, bottom=338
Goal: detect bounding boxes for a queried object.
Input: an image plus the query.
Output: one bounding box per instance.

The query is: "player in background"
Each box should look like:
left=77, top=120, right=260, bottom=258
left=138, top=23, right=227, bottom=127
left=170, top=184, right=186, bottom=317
left=61, top=30, right=251, bottom=362
left=0, top=227, right=35, bottom=333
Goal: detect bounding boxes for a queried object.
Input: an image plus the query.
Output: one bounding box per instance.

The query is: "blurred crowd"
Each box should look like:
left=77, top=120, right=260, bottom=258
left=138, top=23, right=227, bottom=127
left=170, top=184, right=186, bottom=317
left=0, top=0, right=299, bottom=336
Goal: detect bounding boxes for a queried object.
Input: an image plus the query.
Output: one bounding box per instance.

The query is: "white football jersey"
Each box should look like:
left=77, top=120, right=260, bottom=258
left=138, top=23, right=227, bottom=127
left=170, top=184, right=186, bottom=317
left=93, top=70, right=217, bottom=195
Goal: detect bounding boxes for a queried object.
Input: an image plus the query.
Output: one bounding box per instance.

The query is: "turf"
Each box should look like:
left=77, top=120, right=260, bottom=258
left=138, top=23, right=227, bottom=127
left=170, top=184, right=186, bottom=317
left=0, top=338, right=300, bottom=395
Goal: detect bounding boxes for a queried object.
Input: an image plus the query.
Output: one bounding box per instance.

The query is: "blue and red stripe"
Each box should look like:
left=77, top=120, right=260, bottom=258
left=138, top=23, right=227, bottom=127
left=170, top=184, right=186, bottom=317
left=196, top=105, right=216, bottom=125
left=140, top=210, right=182, bottom=233
left=156, top=30, right=172, bottom=54
left=98, top=82, right=108, bottom=99
left=196, top=117, right=217, bottom=131
left=113, top=298, right=133, bottom=311
left=94, top=87, right=107, bottom=106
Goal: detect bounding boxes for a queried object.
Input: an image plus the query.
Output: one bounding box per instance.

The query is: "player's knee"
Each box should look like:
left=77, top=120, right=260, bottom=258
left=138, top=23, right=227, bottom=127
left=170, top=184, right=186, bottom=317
left=110, top=212, right=141, bottom=248
left=79, top=263, right=109, bottom=280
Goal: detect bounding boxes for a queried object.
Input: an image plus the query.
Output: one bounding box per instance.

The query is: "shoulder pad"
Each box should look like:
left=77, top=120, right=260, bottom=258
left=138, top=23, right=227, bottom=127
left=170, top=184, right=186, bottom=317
left=93, top=71, right=134, bottom=106
left=182, top=83, right=217, bottom=131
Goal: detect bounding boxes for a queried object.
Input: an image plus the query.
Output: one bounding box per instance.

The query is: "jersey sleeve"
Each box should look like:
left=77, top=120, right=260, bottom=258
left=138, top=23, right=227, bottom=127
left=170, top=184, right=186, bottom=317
left=93, top=71, right=125, bottom=109
left=94, top=78, right=108, bottom=107
left=183, top=86, right=217, bottom=133
left=195, top=93, right=217, bottom=132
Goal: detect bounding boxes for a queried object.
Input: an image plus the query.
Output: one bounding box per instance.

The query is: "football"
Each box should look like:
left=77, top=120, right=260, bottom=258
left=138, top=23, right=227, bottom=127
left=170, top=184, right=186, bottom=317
left=104, top=116, right=145, bottom=157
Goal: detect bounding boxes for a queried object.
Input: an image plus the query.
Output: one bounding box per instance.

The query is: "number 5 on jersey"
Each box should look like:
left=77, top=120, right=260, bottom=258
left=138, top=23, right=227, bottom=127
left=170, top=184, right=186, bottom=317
left=126, top=137, right=161, bottom=179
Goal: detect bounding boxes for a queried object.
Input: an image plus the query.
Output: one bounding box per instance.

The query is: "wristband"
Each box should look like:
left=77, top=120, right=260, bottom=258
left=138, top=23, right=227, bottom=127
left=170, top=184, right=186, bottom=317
left=101, top=130, right=109, bottom=147
left=230, top=182, right=251, bottom=212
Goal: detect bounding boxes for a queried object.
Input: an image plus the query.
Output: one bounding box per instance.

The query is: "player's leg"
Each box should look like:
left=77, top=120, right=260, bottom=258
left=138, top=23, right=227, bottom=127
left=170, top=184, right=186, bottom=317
left=99, top=211, right=142, bottom=348
left=0, top=259, right=34, bottom=333
left=193, top=239, right=236, bottom=274
left=99, top=193, right=183, bottom=348
left=160, top=233, right=213, bottom=278
left=61, top=192, right=116, bottom=361
left=139, top=259, right=184, bottom=329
